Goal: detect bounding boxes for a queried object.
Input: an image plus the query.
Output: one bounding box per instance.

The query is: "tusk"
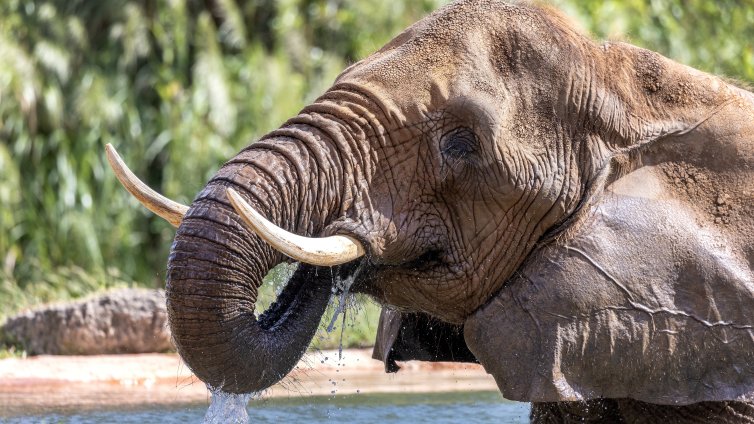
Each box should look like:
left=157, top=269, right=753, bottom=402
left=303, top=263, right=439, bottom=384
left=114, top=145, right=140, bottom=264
left=105, top=144, right=188, bottom=228
left=226, top=188, right=365, bottom=266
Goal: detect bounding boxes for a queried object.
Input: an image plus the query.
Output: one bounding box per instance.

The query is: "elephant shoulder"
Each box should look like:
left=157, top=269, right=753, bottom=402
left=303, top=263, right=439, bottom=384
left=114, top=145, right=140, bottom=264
left=464, top=168, right=754, bottom=404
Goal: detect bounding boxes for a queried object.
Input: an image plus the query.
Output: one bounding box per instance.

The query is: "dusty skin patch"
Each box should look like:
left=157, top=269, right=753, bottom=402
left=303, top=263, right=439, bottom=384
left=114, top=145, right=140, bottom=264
left=0, top=349, right=495, bottom=416
left=660, top=161, right=742, bottom=225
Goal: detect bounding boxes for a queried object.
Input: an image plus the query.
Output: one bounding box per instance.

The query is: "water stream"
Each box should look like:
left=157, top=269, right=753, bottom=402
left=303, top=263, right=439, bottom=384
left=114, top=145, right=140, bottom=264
left=326, top=262, right=365, bottom=359
left=203, top=390, right=255, bottom=424
left=202, top=263, right=366, bottom=423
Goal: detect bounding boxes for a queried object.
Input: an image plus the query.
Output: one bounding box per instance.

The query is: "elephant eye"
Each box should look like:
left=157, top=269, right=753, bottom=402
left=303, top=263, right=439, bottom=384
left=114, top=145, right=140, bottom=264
left=441, top=127, right=478, bottom=160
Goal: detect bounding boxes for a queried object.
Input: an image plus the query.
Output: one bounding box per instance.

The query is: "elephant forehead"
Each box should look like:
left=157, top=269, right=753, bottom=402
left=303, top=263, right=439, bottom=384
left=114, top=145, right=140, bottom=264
left=341, top=26, right=491, bottom=103
left=336, top=1, right=547, bottom=105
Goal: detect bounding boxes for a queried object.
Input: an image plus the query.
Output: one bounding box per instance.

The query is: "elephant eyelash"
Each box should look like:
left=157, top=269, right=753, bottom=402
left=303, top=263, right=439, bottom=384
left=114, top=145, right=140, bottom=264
left=440, top=127, right=479, bottom=161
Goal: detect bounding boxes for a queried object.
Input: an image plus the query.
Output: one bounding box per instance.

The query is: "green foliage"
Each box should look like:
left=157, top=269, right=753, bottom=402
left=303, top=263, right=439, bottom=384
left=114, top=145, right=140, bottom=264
left=551, top=0, right=754, bottom=83
left=1, top=0, right=753, bottom=347
left=311, top=297, right=382, bottom=350
left=0, top=325, right=24, bottom=359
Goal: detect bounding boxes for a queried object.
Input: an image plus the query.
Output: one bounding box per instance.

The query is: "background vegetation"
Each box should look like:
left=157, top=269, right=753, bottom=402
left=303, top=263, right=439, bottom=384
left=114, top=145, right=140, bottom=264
left=1, top=0, right=752, bottom=350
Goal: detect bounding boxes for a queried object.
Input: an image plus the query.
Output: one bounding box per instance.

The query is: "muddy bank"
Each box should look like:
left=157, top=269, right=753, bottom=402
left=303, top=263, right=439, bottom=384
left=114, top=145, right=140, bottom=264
left=0, top=349, right=496, bottom=416
left=1, top=289, right=171, bottom=355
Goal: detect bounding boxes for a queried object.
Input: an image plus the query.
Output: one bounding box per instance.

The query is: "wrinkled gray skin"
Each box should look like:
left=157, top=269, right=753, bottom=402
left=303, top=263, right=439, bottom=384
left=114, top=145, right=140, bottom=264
left=379, top=173, right=754, bottom=422
left=162, top=0, right=754, bottom=421
left=464, top=168, right=754, bottom=405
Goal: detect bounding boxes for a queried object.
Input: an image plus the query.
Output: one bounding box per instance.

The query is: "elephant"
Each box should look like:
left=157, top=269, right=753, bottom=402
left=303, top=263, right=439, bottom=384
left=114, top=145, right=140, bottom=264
left=105, top=0, right=754, bottom=422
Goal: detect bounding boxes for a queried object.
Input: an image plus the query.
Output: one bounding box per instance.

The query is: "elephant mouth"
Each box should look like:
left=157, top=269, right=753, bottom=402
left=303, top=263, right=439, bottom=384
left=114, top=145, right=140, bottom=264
left=352, top=247, right=451, bottom=296
left=372, top=248, right=448, bottom=273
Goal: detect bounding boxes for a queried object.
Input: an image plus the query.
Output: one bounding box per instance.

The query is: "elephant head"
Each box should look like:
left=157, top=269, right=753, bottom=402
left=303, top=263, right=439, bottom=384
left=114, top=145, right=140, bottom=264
left=108, top=0, right=754, bottom=404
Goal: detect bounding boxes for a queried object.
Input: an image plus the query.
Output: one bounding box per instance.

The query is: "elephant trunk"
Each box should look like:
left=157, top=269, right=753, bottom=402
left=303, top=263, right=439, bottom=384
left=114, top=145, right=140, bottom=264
left=166, top=128, right=353, bottom=393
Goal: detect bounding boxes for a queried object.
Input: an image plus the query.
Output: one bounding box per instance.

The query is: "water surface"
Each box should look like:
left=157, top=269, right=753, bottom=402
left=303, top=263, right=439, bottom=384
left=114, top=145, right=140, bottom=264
left=3, top=391, right=530, bottom=423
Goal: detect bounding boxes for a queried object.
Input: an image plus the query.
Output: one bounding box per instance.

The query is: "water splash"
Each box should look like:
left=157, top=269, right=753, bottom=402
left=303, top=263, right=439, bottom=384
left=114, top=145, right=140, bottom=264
left=203, top=388, right=255, bottom=424
left=326, top=262, right=365, bottom=359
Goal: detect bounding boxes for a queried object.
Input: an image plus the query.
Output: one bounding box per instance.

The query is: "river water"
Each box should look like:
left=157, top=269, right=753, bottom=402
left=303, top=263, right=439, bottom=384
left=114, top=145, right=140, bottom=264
left=3, top=391, right=530, bottom=423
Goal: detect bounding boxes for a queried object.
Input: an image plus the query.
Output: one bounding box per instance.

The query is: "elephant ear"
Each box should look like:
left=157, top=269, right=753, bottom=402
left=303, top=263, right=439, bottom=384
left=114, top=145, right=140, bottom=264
left=464, top=168, right=754, bottom=404
left=372, top=308, right=477, bottom=373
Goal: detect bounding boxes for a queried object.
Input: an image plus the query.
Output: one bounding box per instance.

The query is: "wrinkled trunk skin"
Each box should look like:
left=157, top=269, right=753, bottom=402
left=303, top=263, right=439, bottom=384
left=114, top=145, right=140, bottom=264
left=166, top=124, right=353, bottom=393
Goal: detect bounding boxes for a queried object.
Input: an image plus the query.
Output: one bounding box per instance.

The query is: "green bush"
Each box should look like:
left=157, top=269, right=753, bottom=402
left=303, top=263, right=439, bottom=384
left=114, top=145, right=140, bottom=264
left=552, top=0, right=754, bottom=82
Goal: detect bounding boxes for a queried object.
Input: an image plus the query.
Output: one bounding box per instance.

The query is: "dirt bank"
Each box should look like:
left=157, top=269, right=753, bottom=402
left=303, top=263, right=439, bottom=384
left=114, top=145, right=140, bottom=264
left=0, top=349, right=496, bottom=415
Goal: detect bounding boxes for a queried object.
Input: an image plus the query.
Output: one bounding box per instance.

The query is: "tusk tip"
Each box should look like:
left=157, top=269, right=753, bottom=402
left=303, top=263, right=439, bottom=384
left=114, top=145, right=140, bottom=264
left=104, top=143, right=117, bottom=159
left=104, top=143, right=188, bottom=228
left=104, top=144, right=126, bottom=172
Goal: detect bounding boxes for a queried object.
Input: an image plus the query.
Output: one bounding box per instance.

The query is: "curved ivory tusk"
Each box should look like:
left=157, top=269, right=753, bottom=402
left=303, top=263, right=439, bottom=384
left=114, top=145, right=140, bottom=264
left=105, top=144, right=189, bottom=228
left=226, top=188, right=365, bottom=266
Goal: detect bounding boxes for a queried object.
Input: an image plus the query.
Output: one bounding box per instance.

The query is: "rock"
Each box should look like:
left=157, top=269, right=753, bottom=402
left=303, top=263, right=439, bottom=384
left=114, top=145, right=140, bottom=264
left=1, top=288, right=172, bottom=355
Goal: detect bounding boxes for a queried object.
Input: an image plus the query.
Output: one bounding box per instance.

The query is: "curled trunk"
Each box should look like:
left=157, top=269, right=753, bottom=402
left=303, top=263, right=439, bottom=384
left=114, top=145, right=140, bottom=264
left=166, top=133, right=348, bottom=393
